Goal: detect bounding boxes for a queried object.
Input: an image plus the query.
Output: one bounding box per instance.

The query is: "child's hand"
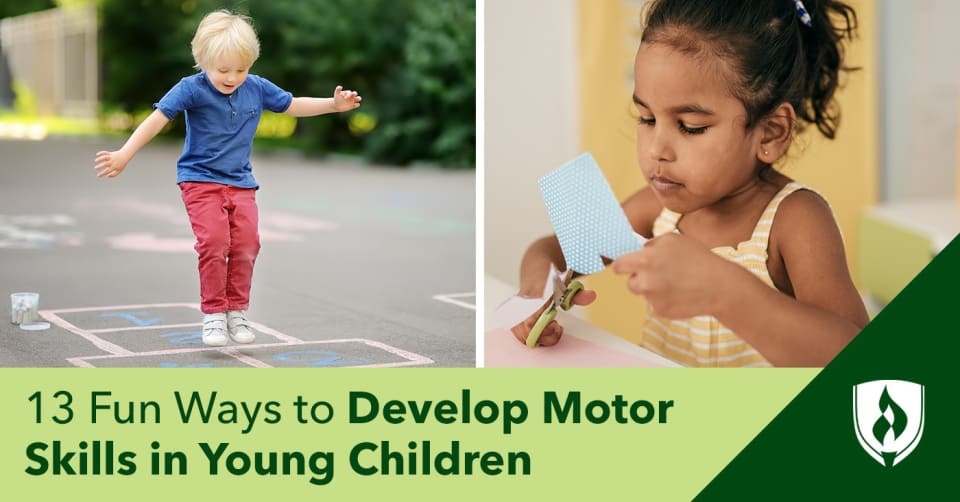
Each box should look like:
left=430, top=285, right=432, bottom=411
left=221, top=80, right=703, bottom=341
left=332, top=85, right=362, bottom=112
left=94, top=150, right=131, bottom=178
left=611, top=233, right=740, bottom=319
left=509, top=288, right=597, bottom=347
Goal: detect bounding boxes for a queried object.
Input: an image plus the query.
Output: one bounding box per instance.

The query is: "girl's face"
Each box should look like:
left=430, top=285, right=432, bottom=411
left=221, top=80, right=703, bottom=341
left=633, top=42, right=763, bottom=214
left=204, top=53, right=250, bottom=95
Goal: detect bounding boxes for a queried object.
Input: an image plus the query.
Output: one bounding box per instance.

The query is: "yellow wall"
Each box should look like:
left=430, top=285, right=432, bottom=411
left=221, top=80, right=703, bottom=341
left=577, top=0, right=879, bottom=344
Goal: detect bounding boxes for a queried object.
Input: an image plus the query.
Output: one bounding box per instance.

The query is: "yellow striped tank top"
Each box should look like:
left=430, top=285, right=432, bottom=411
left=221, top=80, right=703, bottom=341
left=642, top=182, right=809, bottom=367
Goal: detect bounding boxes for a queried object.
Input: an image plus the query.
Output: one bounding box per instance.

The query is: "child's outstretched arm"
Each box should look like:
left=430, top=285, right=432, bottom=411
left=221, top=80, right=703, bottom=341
left=284, top=85, right=362, bottom=117
left=94, top=109, right=170, bottom=178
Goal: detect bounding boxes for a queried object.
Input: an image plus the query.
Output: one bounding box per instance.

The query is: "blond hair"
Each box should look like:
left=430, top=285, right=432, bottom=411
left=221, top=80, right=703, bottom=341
left=191, top=10, right=260, bottom=70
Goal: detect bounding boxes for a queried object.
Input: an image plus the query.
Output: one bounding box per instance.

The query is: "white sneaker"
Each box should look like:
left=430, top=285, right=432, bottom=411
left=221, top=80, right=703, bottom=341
left=227, top=310, right=255, bottom=344
left=202, top=313, right=228, bottom=346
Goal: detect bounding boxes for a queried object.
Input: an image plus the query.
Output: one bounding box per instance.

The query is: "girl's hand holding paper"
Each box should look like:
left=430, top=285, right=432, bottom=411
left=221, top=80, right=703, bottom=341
left=612, top=232, right=744, bottom=319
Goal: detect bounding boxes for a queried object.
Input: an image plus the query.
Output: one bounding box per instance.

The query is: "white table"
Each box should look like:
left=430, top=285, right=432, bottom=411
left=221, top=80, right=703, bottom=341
left=859, top=199, right=959, bottom=305
left=864, top=199, right=959, bottom=253
left=484, top=275, right=681, bottom=367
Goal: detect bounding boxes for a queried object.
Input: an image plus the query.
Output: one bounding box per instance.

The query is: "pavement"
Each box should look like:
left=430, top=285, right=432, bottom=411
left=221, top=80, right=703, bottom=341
left=0, top=137, right=476, bottom=367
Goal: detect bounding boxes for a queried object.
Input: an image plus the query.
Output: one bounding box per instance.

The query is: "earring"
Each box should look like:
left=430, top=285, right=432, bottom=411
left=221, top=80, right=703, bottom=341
left=763, top=150, right=769, bottom=156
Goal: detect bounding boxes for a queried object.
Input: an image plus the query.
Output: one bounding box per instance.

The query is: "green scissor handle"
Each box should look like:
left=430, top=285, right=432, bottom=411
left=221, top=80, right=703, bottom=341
left=559, top=280, right=584, bottom=310
left=526, top=305, right=558, bottom=348
left=526, top=279, right=585, bottom=348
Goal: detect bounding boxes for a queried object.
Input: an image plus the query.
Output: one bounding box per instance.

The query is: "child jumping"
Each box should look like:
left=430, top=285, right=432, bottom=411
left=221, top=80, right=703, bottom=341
left=511, top=0, right=869, bottom=367
left=94, top=10, right=362, bottom=346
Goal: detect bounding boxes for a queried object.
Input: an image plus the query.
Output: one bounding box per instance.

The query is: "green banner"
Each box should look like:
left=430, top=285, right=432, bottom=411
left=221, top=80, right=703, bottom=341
left=0, top=368, right=814, bottom=499
left=696, top=236, right=960, bottom=499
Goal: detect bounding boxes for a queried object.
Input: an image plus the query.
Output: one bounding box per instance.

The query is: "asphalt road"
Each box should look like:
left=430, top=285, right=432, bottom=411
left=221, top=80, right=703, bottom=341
left=0, top=137, right=475, bottom=367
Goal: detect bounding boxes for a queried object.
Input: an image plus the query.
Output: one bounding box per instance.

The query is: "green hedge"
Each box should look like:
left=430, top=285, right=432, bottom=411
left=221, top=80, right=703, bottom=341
left=99, top=0, right=475, bottom=167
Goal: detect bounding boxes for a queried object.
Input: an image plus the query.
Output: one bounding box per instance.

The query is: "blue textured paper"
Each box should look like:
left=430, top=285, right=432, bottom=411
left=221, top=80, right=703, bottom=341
left=538, top=152, right=642, bottom=274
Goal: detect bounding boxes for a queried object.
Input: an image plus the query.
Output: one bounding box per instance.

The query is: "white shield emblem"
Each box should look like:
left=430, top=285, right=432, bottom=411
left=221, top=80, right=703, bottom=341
left=852, top=380, right=925, bottom=466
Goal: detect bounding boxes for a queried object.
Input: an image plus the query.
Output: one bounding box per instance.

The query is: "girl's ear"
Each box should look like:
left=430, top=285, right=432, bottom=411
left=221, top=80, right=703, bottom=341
left=758, top=102, right=796, bottom=164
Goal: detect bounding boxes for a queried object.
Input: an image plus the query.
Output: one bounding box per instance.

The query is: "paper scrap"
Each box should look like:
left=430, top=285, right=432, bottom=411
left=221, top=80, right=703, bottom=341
left=494, top=264, right=564, bottom=329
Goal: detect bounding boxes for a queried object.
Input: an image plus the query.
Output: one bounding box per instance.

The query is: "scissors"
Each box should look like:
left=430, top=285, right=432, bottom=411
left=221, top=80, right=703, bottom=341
left=526, top=270, right=584, bottom=348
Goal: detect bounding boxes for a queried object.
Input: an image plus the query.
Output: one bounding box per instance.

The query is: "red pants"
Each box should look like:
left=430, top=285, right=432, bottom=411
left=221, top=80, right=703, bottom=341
left=180, top=182, right=260, bottom=314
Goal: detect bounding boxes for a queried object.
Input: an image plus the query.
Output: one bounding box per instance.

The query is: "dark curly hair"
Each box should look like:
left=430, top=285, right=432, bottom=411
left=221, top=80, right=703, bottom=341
left=641, top=0, right=858, bottom=139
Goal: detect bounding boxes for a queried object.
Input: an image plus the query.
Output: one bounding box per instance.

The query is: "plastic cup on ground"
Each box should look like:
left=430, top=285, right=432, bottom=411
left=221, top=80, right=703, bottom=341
left=10, top=292, right=40, bottom=324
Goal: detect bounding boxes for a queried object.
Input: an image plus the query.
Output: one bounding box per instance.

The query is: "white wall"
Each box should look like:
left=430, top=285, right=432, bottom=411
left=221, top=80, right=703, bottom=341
left=880, top=0, right=959, bottom=200
left=484, top=0, right=579, bottom=284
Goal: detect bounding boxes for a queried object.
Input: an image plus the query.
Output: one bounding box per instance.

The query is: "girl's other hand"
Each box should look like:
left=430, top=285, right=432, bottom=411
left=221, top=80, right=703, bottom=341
left=611, top=233, right=740, bottom=319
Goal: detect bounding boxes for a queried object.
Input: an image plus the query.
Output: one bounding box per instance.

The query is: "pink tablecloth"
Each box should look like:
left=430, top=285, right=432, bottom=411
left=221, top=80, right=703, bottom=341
left=483, top=328, right=675, bottom=368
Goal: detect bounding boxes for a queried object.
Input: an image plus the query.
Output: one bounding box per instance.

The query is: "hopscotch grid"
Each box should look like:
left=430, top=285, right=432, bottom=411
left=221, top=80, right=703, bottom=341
left=66, top=340, right=434, bottom=368
left=40, top=304, right=301, bottom=352
left=432, top=291, right=476, bottom=311
left=86, top=321, right=303, bottom=344
left=44, top=303, right=434, bottom=368
left=65, top=337, right=425, bottom=359
left=221, top=348, right=273, bottom=368
left=87, top=322, right=202, bottom=334
left=248, top=320, right=302, bottom=344
left=44, top=302, right=201, bottom=314
left=40, top=310, right=134, bottom=356
left=360, top=339, right=435, bottom=365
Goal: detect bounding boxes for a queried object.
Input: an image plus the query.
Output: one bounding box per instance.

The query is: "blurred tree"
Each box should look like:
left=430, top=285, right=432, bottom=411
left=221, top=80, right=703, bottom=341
left=0, top=0, right=56, bottom=19
left=364, top=0, right=475, bottom=167
left=98, top=0, right=476, bottom=167
left=100, top=0, right=200, bottom=113
left=244, top=0, right=418, bottom=156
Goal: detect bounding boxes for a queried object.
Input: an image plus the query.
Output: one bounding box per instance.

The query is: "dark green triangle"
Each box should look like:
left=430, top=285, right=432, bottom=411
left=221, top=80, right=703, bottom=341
left=695, top=235, right=960, bottom=500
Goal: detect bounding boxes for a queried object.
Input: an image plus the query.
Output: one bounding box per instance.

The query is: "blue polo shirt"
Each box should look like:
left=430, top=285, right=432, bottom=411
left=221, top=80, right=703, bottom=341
left=154, top=73, right=293, bottom=189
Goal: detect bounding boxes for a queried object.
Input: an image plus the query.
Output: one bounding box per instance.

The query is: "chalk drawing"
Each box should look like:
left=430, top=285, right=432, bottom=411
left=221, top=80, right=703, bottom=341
left=64, top=340, right=433, bottom=368
left=98, top=311, right=162, bottom=326
left=93, top=198, right=187, bottom=225
left=257, top=228, right=305, bottom=242
left=0, top=213, right=83, bottom=249
left=273, top=350, right=367, bottom=367
left=160, top=330, right=203, bottom=346
left=261, top=211, right=339, bottom=231
left=106, top=233, right=196, bottom=252
left=272, top=195, right=471, bottom=235
left=432, top=292, right=476, bottom=310
left=39, top=303, right=434, bottom=368
left=98, top=199, right=338, bottom=252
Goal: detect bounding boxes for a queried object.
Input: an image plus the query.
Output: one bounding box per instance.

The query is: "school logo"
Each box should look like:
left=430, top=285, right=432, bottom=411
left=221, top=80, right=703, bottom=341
left=852, top=380, right=924, bottom=467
